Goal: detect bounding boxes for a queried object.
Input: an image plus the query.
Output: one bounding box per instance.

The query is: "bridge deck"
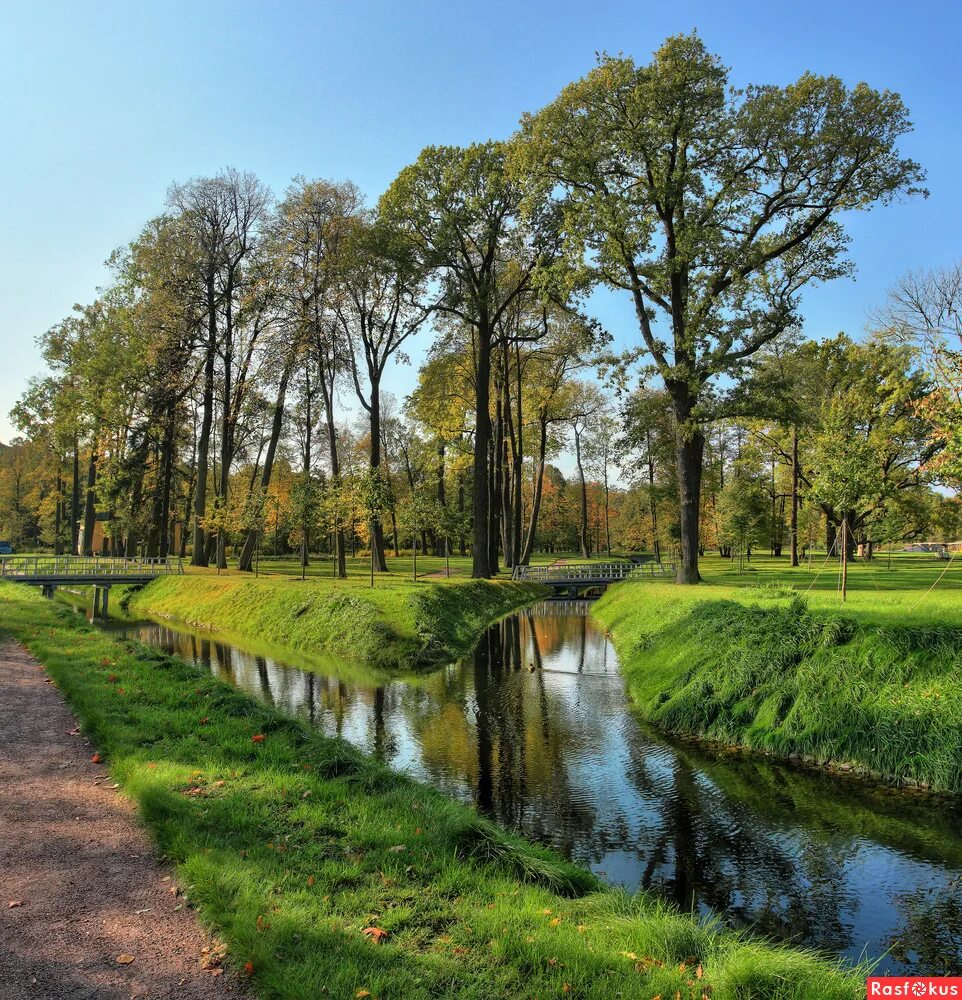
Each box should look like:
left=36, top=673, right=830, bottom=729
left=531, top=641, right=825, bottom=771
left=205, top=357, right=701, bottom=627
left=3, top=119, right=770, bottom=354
left=512, top=560, right=674, bottom=587
left=0, top=556, right=183, bottom=586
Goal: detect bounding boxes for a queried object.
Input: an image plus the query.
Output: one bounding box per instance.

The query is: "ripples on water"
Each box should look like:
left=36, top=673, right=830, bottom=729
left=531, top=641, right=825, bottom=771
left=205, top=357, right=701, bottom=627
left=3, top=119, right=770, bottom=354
left=108, top=600, right=962, bottom=974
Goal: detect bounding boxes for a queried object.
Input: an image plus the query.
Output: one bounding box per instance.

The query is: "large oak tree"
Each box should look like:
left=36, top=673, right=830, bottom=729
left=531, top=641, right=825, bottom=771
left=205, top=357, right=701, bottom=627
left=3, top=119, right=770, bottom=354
left=514, top=33, right=925, bottom=582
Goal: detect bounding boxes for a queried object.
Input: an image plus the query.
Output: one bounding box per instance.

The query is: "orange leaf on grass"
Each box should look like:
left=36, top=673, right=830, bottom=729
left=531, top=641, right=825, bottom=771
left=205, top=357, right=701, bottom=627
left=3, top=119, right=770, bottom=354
left=243, top=962, right=254, bottom=975
left=361, top=927, right=389, bottom=943
left=90, top=754, right=102, bottom=764
left=251, top=734, right=266, bottom=743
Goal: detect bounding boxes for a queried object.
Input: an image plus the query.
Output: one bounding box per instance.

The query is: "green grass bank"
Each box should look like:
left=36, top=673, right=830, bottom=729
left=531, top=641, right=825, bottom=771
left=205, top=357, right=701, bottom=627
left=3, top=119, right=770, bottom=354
left=593, top=554, right=962, bottom=793
left=0, top=582, right=863, bottom=999
left=127, top=570, right=548, bottom=669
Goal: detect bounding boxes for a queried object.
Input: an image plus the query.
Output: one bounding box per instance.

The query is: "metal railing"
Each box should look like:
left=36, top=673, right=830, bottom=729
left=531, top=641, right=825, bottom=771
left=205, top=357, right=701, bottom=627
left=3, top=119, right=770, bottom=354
left=513, top=560, right=675, bottom=583
left=0, top=555, right=183, bottom=580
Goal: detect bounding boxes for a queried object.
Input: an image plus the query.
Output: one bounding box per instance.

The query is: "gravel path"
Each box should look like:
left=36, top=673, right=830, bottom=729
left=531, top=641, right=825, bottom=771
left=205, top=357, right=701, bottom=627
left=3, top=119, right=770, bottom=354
left=0, top=640, right=250, bottom=999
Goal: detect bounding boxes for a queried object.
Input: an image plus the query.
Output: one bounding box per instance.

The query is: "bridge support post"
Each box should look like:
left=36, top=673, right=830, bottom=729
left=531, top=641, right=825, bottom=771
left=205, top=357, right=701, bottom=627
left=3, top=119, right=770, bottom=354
left=101, top=585, right=110, bottom=618
left=91, top=586, right=101, bottom=619
left=41, top=585, right=57, bottom=599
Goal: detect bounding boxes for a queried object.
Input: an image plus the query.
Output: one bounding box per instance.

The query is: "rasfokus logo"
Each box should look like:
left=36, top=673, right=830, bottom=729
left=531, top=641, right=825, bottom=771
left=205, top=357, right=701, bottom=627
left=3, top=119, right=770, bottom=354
left=867, top=979, right=962, bottom=997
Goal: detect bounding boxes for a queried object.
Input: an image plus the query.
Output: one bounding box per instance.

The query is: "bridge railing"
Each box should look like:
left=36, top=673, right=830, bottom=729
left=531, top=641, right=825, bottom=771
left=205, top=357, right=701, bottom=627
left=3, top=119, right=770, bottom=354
left=512, top=560, right=676, bottom=583
left=0, top=555, right=184, bottom=580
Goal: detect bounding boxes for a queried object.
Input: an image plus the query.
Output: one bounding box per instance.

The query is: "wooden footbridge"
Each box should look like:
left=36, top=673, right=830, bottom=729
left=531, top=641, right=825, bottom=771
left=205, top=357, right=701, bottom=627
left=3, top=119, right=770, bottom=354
left=0, top=556, right=183, bottom=616
left=512, top=558, right=675, bottom=596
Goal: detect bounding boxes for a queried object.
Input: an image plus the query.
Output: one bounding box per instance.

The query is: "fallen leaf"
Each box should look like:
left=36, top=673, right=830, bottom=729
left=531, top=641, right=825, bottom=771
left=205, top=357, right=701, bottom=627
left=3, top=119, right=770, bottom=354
left=307, top=876, right=315, bottom=887
left=243, top=962, right=254, bottom=975
left=549, top=917, right=561, bottom=927
left=387, top=844, right=406, bottom=853
left=361, top=927, right=389, bottom=943
left=115, top=954, right=135, bottom=965
left=251, top=734, right=265, bottom=743
left=356, top=991, right=372, bottom=998
left=7, top=900, right=24, bottom=908
left=90, top=754, right=101, bottom=764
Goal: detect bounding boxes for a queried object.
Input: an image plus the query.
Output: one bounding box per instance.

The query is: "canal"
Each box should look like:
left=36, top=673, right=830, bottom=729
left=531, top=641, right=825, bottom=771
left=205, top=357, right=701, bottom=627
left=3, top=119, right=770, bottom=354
left=105, top=599, right=962, bottom=974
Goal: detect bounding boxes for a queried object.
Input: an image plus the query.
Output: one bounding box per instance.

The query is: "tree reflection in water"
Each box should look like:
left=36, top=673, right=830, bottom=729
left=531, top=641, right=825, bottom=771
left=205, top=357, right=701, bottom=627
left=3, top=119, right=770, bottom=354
left=109, top=604, right=962, bottom=974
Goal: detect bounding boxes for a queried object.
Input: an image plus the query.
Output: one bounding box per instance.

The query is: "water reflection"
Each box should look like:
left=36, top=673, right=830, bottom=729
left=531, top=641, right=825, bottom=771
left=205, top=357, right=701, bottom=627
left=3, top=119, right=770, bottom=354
left=109, top=601, right=962, bottom=974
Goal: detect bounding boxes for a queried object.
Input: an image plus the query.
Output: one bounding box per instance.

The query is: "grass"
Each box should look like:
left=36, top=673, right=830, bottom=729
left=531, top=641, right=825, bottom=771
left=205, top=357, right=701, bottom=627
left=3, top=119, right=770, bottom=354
left=127, top=558, right=549, bottom=669
left=239, top=551, right=625, bottom=581
left=593, top=551, right=962, bottom=792
left=0, top=581, right=865, bottom=999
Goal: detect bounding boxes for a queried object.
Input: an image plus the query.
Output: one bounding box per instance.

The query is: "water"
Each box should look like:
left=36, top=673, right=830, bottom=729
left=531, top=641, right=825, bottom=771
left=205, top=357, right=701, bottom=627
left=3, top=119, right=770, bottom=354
left=105, top=600, right=962, bottom=974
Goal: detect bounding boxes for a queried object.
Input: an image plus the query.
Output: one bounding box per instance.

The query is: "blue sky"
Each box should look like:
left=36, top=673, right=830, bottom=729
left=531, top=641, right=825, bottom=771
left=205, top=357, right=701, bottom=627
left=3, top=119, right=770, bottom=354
left=1, top=0, right=960, bottom=442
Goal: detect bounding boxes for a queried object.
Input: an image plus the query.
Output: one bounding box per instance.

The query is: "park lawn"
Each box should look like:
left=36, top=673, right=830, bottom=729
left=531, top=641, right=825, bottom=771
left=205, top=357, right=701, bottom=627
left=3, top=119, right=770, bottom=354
left=593, top=552, right=962, bottom=791
left=251, top=550, right=629, bottom=581
left=127, top=563, right=548, bottom=669
left=0, top=582, right=864, bottom=1000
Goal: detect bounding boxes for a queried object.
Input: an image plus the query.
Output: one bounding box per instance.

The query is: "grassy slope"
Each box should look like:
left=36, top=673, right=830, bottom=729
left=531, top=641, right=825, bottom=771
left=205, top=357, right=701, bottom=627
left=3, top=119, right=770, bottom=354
left=593, top=553, right=962, bottom=792
left=128, top=568, right=548, bottom=669
left=0, top=582, right=863, bottom=999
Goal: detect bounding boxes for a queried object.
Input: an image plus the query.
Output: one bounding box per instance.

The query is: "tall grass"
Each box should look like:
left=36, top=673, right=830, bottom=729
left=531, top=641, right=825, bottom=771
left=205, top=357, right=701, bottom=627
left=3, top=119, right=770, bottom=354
left=127, top=574, right=547, bottom=669
left=595, top=564, right=962, bottom=792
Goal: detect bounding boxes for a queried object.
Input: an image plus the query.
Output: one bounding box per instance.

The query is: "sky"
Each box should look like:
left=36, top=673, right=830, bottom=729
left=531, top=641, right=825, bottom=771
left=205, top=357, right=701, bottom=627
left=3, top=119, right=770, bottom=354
left=1, top=0, right=960, bottom=444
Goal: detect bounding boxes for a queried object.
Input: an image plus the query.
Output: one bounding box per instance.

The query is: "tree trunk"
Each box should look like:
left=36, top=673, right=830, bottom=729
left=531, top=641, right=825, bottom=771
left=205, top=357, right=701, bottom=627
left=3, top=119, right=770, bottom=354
left=520, top=414, right=548, bottom=566
left=511, top=345, right=524, bottom=566
left=574, top=425, right=590, bottom=559
left=841, top=517, right=849, bottom=601
left=367, top=381, right=389, bottom=572
left=81, top=436, right=98, bottom=557
left=71, top=437, right=81, bottom=555
left=646, top=428, right=661, bottom=563
left=192, top=321, right=216, bottom=567
left=672, top=390, right=704, bottom=584
left=790, top=426, right=799, bottom=567
left=239, top=362, right=292, bottom=571
left=457, top=472, right=467, bottom=556
left=489, top=384, right=503, bottom=574
left=471, top=317, right=492, bottom=578
left=434, top=440, right=446, bottom=558
left=54, top=467, right=63, bottom=555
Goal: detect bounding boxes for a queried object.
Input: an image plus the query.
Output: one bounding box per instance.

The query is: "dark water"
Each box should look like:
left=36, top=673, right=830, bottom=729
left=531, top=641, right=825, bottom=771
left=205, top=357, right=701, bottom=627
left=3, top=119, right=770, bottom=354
left=106, top=601, right=962, bottom=974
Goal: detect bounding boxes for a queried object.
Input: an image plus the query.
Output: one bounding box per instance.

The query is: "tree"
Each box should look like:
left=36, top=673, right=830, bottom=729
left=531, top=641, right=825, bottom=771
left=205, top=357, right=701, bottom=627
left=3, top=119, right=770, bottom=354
left=879, top=263, right=962, bottom=486
left=380, top=142, right=561, bottom=578
left=515, top=33, right=925, bottom=582
left=272, top=177, right=363, bottom=577
left=334, top=214, right=428, bottom=571
left=584, top=407, right=619, bottom=557
left=167, top=168, right=270, bottom=567
left=717, top=464, right=769, bottom=573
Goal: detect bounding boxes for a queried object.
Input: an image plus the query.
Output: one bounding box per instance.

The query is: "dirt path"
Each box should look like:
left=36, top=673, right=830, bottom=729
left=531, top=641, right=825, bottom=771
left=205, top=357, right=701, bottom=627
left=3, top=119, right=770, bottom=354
left=0, top=640, right=249, bottom=999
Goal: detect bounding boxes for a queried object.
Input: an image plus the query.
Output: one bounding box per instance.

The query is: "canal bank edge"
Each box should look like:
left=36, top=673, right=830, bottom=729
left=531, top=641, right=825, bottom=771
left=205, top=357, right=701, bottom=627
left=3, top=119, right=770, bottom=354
left=0, top=581, right=866, bottom=999
left=125, top=573, right=551, bottom=669
left=592, top=582, right=962, bottom=794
